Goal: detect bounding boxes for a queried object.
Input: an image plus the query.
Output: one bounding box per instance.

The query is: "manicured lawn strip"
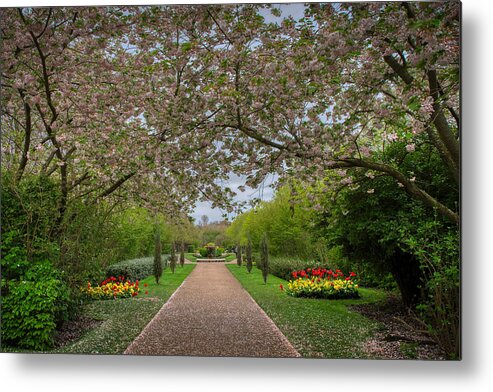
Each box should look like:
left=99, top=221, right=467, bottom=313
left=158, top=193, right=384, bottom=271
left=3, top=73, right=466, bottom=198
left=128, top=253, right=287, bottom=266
left=185, top=253, right=197, bottom=262
left=227, top=264, right=387, bottom=359
left=224, top=254, right=236, bottom=262
left=56, top=265, right=195, bottom=354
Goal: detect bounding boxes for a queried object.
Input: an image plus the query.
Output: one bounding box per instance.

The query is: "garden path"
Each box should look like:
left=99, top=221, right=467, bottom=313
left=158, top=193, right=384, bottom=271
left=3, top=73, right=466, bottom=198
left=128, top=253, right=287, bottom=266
left=124, top=263, right=300, bottom=357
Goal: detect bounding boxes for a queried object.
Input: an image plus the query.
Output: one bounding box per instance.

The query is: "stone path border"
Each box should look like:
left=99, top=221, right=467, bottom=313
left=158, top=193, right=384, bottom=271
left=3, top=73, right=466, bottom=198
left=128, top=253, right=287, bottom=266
left=124, top=263, right=300, bottom=358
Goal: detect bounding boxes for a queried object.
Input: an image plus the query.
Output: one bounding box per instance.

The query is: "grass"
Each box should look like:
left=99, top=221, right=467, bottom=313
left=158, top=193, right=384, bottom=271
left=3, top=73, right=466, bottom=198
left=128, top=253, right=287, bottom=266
left=227, top=264, right=388, bottom=359
left=185, top=253, right=197, bottom=262
left=224, top=254, right=236, bottom=262
left=56, top=264, right=195, bottom=355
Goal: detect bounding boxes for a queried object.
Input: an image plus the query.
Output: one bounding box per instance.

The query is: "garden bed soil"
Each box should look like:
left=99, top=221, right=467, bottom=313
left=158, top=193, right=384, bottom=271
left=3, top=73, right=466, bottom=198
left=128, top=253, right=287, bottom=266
left=350, top=295, right=446, bottom=360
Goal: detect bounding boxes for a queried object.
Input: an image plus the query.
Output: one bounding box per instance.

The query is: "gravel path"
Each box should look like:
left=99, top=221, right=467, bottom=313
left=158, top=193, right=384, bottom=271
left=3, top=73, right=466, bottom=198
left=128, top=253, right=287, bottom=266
left=124, top=263, right=300, bottom=358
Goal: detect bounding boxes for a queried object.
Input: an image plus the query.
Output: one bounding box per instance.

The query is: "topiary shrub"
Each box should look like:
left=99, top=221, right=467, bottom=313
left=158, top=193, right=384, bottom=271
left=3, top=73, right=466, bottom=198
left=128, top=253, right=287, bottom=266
left=1, top=262, right=70, bottom=350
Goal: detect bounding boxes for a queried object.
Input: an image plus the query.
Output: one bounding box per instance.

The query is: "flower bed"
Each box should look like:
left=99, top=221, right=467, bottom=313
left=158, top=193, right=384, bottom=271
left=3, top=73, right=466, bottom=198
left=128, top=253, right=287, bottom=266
left=282, top=267, right=360, bottom=299
left=82, top=276, right=140, bottom=300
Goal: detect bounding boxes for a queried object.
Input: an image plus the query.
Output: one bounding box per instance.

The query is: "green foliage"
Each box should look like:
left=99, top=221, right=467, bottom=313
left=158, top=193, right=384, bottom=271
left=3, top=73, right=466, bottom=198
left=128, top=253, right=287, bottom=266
left=1, top=173, right=60, bottom=271
left=226, top=186, right=316, bottom=257
left=153, top=228, right=163, bottom=284
left=308, top=143, right=459, bottom=357
left=1, top=262, right=70, bottom=350
left=400, top=217, right=460, bottom=358
left=198, top=247, right=208, bottom=257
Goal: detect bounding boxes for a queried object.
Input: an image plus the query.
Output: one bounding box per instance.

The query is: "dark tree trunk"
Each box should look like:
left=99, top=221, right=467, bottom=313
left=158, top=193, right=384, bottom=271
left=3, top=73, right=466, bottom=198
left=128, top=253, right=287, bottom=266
left=389, top=249, right=424, bottom=307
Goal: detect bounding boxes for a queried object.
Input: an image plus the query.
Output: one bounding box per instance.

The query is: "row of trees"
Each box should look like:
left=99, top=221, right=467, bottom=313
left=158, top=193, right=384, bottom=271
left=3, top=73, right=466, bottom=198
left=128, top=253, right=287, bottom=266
left=1, top=3, right=459, bottom=354
left=2, top=3, right=459, bottom=223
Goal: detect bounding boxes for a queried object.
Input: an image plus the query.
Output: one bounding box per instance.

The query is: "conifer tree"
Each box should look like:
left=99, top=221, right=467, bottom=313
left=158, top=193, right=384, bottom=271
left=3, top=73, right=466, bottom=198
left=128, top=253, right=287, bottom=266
left=180, top=241, right=185, bottom=267
left=153, top=227, right=163, bottom=284
left=170, top=241, right=177, bottom=274
left=236, top=244, right=242, bottom=267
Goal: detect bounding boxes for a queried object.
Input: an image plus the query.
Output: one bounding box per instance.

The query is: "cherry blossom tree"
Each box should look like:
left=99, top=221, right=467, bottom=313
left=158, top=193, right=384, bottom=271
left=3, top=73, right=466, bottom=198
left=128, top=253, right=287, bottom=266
left=2, top=3, right=460, bottom=225
left=182, top=2, right=460, bottom=223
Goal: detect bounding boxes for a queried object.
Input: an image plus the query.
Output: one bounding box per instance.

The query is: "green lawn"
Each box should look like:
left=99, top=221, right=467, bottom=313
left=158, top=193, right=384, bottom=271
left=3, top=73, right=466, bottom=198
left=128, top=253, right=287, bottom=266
left=185, top=253, right=197, bottom=262
left=224, top=254, right=236, bottom=262
left=56, top=265, right=195, bottom=354
left=227, top=264, right=387, bottom=359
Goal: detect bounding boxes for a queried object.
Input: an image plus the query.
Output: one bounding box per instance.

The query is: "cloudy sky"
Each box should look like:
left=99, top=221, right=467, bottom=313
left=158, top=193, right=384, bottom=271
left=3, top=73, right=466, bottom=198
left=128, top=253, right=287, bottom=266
left=190, top=173, right=278, bottom=223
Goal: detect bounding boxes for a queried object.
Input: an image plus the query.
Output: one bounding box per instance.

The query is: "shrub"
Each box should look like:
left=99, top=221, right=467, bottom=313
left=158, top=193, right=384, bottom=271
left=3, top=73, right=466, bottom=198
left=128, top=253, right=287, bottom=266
left=187, top=244, right=195, bottom=253
left=1, top=262, right=70, bottom=350
left=106, top=257, right=156, bottom=281
left=283, top=267, right=359, bottom=299
left=198, top=247, right=208, bottom=257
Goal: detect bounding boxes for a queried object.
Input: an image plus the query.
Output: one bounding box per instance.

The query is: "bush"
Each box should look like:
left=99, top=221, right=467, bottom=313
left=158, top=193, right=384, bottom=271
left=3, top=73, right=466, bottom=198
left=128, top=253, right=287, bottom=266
left=106, top=257, right=161, bottom=281
left=198, top=247, right=208, bottom=257
left=268, top=256, right=338, bottom=281
left=1, top=262, right=70, bottom=350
